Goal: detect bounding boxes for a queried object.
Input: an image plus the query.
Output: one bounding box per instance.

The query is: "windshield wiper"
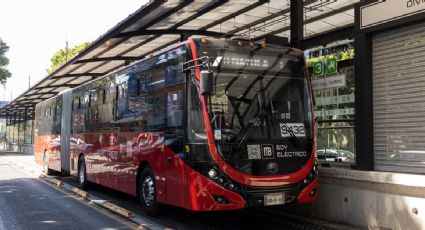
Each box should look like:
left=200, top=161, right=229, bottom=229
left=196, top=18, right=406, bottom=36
left=236, top=111, right=265, bottom=148
left=236, top=92, right=267, bottom=148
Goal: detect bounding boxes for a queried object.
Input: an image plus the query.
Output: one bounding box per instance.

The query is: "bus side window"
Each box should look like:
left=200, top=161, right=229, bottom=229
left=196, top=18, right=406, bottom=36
left=115, top=83, right=128, bottom=121
left=188, top=74, right=207, bottom=142
left=166, top=90, right=183, bottom=127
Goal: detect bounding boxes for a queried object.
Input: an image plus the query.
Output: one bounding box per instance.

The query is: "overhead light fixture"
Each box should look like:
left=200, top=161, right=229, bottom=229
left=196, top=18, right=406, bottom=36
left=104, top=40, right=112, bottom=47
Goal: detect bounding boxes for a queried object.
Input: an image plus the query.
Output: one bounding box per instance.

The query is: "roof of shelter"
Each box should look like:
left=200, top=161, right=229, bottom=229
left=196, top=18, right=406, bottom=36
left=0, top=0, right=358, bottom=119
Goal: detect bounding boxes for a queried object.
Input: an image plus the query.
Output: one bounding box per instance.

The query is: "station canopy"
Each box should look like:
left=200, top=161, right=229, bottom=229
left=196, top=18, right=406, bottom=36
left=0, top=0, right=358, bottom=120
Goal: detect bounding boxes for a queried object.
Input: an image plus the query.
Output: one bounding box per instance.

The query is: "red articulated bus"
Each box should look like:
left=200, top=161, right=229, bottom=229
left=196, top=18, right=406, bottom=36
left=34, top=38, right=317, bottom=215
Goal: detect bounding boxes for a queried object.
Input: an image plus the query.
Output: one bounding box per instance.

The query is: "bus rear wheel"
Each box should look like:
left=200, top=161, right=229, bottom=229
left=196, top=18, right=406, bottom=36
left=43, top=152, right=53, bottom=176
left=139, top=167, right=163, bottom=216
left=77, top=156, right=89, bottom=190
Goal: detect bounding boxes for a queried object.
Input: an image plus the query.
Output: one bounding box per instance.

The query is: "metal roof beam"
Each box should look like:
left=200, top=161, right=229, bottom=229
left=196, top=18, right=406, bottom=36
left=35, top=84, right=79, bottom=90
left=124, top=0, right=269, bottom=61
left=63, top=0, right=196, bottom=78
left=74, top=57, right=138, bottom=64
left=53, top=73, right=104, bottom=78
left=114, top=29, right=226, bottom=38
left=116, top=0, right=267, bottom=59
left=47, top=0, right=168, bottom=78
left=97, top=0, right=230, bottom=68
left=199, top=0, right=268, bottom=31
left=252, top=2, right=357, bottom=41
left=301, top=24, right=354, bottom=50
left=88, top=0, right=194, bottom=60
left=223, top=0, right=317, bottom=38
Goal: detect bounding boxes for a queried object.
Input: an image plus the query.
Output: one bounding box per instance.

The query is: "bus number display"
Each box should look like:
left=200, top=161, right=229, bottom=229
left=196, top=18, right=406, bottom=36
left=280, top=123, right=305, bottom=137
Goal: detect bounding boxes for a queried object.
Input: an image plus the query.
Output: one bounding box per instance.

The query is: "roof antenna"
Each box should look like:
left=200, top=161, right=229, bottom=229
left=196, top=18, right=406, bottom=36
left=65, top=36, right=69, bottom=63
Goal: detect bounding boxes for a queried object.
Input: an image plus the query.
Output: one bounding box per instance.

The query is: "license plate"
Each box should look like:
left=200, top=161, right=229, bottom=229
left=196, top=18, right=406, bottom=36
left=264, top=193, right=285, bottom=206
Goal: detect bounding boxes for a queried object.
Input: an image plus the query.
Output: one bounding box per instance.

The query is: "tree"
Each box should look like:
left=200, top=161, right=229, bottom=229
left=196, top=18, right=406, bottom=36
left=0, top=38, right=12, bottom=85
left=47, top=41, right=91, bottom=74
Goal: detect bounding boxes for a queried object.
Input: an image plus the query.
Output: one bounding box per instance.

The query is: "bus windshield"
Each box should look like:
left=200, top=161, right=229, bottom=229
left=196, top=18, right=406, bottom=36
left=208, top=73, right=312, bottom=145
left=203, top=50, right=313, bottom=144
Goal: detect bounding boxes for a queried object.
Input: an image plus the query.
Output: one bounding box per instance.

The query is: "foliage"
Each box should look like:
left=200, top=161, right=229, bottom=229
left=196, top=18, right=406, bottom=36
left=307, top=49, right=355, bottom=66
left=0, top=38, right=11, bottom=85
left=47, top=42, right=91, bottom=74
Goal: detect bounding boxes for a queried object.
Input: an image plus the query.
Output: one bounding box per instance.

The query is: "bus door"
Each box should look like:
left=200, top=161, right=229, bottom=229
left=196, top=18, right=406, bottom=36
left=164, top=89, right=186, bottom=207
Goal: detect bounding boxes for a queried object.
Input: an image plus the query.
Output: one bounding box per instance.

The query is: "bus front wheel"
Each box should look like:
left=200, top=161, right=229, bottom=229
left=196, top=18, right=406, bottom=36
left=77, top=156, right=89, bottom=190
left=139, top=167, right=163, bottom=216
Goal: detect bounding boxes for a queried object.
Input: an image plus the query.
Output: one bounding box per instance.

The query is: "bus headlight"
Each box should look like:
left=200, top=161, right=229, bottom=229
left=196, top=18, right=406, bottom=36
left=303, top=162, right=318, bottom=184
left=207, top=168, right=218, bottom=179
left=204, top=166, right=239, bottom=191
left=228, top=183, right=235, bottom=190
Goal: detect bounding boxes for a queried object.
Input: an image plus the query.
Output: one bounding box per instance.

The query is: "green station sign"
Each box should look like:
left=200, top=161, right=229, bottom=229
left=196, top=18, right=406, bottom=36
left=313, top=61, right=325, bottom=78
left=313, top=57, right=338, bottom=78
left=326, top=57, right=337, bottom=75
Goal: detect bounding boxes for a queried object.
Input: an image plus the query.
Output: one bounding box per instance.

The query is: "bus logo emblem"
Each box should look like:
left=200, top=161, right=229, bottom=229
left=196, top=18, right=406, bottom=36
left=261, top=144, right=274, bottom=159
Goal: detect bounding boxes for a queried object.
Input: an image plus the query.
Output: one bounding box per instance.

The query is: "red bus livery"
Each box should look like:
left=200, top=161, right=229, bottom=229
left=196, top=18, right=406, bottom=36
left=34, top=38, right=317, bottom=215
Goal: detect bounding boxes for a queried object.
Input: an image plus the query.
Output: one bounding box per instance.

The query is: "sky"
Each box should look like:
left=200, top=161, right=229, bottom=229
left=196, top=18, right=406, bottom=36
left=0, top=0, right=148, bottom=101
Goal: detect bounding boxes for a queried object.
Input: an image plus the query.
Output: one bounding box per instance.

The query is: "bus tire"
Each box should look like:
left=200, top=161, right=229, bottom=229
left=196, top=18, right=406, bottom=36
left=43, top=152, right=54, bottom=176
left=139, top=167, right=163, bottom=216
left=77, top=156, right=89, bottom=190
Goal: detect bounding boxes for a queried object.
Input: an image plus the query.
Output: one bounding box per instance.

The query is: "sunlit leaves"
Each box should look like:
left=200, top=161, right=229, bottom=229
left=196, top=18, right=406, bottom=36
left=0, top=38, right=11, bottom=85
left=47, top=42, right=91, bottom=74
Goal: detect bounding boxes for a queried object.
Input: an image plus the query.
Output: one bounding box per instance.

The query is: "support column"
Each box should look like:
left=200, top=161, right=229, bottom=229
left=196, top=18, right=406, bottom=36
left=290, top=0, right=304, bottom=48
left=12, top=113, right=16, bottom=143
left=180, top=33, right=189, bottom=42
left=31, top=107, right=35, bottom=144
left=23, top=108, right=27, bottom=144
left=17, top=112, right=21, bottom=144
left=354, top=5, right=374, bottom=170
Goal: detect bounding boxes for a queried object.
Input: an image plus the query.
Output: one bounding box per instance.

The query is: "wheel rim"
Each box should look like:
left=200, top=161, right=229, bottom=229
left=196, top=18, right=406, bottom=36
left=79, top=161, right=85, bottom=184
left=141, top=176, right=155, bottom=207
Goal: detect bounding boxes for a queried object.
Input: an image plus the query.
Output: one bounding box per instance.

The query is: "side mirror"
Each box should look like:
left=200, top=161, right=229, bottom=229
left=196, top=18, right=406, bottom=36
left=200, top=70, right=214, bottom=96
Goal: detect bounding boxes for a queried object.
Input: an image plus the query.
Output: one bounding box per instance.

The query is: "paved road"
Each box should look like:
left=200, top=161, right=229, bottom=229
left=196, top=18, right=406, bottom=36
left=0, top=152, right=355, bottom=230
left=0, top=157, right=135, bottom=230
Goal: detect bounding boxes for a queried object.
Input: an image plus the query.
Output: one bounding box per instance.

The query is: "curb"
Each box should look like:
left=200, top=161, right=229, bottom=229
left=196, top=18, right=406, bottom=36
left=41, top=175, right=135, bottom=219
left=40, top=175, right=167, bottom=230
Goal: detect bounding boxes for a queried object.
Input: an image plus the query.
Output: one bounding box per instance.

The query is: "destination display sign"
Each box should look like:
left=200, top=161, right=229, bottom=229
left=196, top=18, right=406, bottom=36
left=211, top=52, right=291, bottom=73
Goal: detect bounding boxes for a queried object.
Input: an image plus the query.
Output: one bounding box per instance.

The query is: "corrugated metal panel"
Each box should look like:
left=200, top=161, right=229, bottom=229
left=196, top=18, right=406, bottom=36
left=373, top=22, right=425, bottom=174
